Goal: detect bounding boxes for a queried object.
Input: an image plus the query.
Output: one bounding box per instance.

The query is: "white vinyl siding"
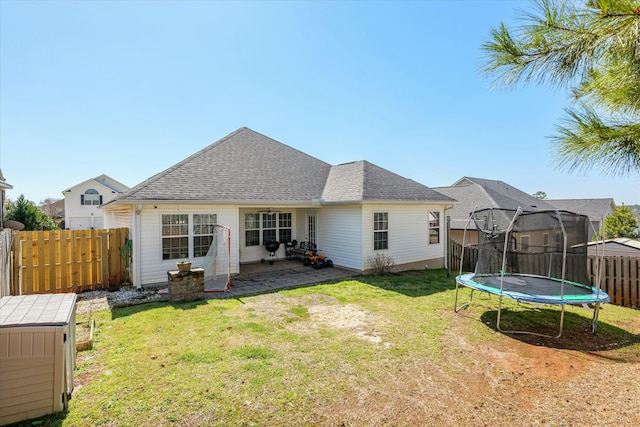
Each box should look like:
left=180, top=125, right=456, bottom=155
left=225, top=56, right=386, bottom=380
left=139, top=205, right=238, bottom=286
left=318, top=205, right=363, bottom=270
left=362, top=204, right=445, bottom=269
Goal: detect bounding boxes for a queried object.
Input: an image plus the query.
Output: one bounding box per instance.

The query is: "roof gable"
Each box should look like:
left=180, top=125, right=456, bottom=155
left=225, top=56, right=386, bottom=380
left=93, top=174, right=130, bottom=193
left=116, top=128, right=453, bottom=205
left=322, top=161, right=454, bottom=203
left=63, top=175, right=129, bottom=195
left=119, top=128, right=332, bottom=203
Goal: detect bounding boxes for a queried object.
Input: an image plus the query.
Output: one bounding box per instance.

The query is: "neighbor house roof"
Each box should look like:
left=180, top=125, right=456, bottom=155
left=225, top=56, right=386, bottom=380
left=63, top=174, right=130, bottom=195
left=547, top=198, right=616, bottom=223
left=433, top=177, right=554, bottom=229
left=113, top=127, right=454, bottom=205
left=0, top=169, right=12, bottom=190
left=587, top=237, right=640, bottom=250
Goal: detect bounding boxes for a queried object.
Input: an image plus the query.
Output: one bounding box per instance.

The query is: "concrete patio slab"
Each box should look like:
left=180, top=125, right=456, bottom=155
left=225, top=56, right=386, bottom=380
left=205, top=260, right=360, bottom=298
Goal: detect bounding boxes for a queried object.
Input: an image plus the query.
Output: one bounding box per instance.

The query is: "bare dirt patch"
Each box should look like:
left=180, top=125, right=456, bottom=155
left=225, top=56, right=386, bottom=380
left=242, top=293, right=387, bottom=344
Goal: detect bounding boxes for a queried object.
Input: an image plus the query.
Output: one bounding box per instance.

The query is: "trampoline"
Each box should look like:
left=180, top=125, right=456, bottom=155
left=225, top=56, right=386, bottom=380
left=454, top=207, right=610, bottom=338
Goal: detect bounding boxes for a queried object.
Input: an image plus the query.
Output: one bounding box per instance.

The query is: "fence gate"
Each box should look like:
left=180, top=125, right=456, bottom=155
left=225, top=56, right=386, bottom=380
left=11, top=228, right=129, bottom=295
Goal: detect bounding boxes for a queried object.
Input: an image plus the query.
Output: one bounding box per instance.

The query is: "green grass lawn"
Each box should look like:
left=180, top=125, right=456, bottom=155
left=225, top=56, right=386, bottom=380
left=18, top=270, right=640, bottom=426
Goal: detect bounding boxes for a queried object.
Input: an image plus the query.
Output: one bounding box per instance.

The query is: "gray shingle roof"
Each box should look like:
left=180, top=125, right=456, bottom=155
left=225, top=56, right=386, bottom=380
left=547, top=198, right=616, bottom=222
left=116, top=128, right=452, bottom=205
left=322, top=161, right=455, bottom=203
left=434, top=177, right=555, bottom=229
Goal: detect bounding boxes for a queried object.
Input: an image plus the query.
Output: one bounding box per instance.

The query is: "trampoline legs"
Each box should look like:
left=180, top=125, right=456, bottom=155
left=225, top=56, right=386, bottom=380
left=496, top=296, right=566, bottom=339
left=454, top=282, right=474, bottom=313
left=591, top=303, right=601, bottom=334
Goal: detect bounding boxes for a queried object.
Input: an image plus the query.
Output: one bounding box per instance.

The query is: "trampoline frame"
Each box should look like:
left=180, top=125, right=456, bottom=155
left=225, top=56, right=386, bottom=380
left=454, top=207, right=609, bottom=338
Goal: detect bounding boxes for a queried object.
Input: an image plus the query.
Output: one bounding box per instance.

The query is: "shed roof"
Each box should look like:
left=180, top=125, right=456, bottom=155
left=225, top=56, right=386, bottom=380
left=587, top=237, right=640, bottom=250
left=0, top=294, right=77, bottom=327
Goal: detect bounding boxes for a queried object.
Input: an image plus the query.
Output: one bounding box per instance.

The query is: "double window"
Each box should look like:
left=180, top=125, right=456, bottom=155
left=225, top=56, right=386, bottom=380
left=162, top=213, right=217, bottom=260
left=245, top=212, right=292, bottom=246
left=373, top=212, right=388, bottom=250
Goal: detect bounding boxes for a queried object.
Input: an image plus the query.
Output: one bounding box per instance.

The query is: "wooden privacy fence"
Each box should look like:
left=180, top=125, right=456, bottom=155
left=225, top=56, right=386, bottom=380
left=449, top=240, right=640, bottom=308
left=11, top=228, right=130, bottom=295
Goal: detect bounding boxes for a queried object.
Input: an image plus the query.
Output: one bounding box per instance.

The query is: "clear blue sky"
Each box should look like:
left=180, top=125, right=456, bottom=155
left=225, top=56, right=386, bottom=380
left=1, top=0, right=638, bottom=206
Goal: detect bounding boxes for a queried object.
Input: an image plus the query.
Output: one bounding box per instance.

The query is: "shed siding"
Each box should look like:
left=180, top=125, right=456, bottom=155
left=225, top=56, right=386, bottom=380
left=139, top=204, right=239, bottom=285
left=318, top=205, right=364, bottom=270
left=0, top=327, right=64, bottom=425
left=362, top=204, right=447, bottom=270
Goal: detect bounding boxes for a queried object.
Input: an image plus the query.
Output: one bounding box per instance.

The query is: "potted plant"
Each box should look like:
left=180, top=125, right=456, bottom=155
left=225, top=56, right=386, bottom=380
left=177, top=260, right=191, bottom=272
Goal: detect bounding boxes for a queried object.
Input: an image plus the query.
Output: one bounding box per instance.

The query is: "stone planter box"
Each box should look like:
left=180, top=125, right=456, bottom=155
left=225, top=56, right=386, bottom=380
left=167, top=268, right=205, bottom=302
left=177, top=262, right=192, bottom=272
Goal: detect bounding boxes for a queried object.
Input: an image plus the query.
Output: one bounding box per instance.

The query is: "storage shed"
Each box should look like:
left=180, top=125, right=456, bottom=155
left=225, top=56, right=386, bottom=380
left=0, top=294, right=77, bottom=426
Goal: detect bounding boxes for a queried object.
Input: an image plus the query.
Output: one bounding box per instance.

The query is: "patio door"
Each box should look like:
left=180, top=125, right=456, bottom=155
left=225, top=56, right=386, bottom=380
left=306, top=213, right=316, bottom=244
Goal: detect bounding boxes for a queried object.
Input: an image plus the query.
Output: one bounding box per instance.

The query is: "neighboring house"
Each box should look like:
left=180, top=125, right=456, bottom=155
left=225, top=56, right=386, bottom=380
left=0, top=169, right=13, bottom=229
left=587, top=238, right=640, bottom=257
left=433, top=177, right=555, bottom=245
left=63, top=175, right=130, bottom=229
left=546, top=198, right=616, bottom=240
left=101, top=127, right=457, bottom=288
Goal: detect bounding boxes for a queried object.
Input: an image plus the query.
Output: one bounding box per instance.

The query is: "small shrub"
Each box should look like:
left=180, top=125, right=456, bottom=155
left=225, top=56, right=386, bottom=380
left=367, top=253, right=396, bottom=274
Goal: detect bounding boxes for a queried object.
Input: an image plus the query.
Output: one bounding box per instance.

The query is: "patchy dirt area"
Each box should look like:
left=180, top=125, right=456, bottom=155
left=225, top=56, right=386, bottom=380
left=242, top=293, right=640, bottom=426
left=74, top=289, right=640, bottom=426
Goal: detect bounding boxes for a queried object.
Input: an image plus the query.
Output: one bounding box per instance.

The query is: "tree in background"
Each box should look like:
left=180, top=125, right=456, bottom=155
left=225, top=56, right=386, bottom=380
left=482, top=0, right=640, bottom=176
left=39, top=197, right=65, bottom=227
left=5, top=195, right=59, bottom=231
left=533, top=191, right=548, bottom=200
left=604, top=205, right=639, bottom=238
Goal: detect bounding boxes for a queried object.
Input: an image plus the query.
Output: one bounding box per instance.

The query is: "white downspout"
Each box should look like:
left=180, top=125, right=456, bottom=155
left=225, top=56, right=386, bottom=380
left=443, top=204, right=454, bottom=270
left=134, top=204, right=142, bottom=289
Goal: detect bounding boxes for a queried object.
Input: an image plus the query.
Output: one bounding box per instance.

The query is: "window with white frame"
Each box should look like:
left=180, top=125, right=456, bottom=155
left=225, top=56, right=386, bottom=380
left=162, top=213, right=217, bottom=260
left=193, top=213, right=218, bottom=257
left=373, top=212, right=388, bottom=250
left=82, top=189, right=101, bottom=206
left=262, top=213, right=277, bottom=243
left=162, top=214, right=189, bottom=260
left=245, top=212, right=292, bottom=246
left=245, top=213, right=260, bottom=246
left=278, top=213, right=292, bottom=243
left=428, top=211, right=440, bottom=244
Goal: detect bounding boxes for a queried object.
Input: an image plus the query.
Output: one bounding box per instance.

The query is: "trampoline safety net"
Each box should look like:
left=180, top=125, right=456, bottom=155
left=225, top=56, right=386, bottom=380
left=472, top=208, right=591, bottom=285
